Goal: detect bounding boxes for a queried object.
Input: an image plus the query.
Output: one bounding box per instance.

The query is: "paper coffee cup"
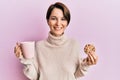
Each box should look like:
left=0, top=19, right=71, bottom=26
left=20, top=41, right=35, bottom=59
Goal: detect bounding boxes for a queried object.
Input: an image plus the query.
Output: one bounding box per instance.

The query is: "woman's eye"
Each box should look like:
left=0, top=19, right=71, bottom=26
left=50, top=17, right=56, bottom=20
left=61, top=18, right=66, bottom=21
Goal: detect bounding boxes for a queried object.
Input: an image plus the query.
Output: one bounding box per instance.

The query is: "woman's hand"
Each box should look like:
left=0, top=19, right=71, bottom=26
left=84, top=44, right=98, bottom=65
left=86, top=51, right=98, bottom=65
left=14, top=42, right=23, bottom=58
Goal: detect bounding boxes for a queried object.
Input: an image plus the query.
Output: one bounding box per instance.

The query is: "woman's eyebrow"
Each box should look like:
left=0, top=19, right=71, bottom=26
left=50, top=16, right=56, bottom=17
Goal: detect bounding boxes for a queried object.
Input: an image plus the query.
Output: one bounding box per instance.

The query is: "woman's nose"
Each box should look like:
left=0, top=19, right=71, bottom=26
left=56, top=20, right=61, bottom=26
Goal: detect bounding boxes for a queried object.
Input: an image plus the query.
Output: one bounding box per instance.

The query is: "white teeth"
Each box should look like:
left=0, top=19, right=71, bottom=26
left=54, top=27, right=61, bottom=30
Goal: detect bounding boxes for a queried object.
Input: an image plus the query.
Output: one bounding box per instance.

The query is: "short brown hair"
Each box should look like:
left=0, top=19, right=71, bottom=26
left=46, top=2, right=71, bottom=25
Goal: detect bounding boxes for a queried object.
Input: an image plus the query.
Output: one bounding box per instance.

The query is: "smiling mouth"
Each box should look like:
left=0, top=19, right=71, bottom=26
left=54, top=27, right=62, bottom=31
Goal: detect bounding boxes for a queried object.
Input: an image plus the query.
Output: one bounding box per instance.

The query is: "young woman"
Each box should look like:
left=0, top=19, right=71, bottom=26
left=14, top=2, right=98, bottom=80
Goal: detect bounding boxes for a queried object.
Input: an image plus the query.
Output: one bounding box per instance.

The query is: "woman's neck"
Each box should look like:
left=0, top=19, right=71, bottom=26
left=50, top=31, right=64, bottom=37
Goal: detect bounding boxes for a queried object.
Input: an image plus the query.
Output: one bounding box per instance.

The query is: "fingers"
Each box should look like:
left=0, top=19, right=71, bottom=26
left=14, top=42, right=20, bottom=53
left=87, top=52, right=98, bottom=65
left=14, top=42, right=22, bottom=58
left=88, top=53, right=94, bottom=65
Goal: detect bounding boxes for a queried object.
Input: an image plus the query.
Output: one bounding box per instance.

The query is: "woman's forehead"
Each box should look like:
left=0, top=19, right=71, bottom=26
left=50, top=8, right=64, bottom=17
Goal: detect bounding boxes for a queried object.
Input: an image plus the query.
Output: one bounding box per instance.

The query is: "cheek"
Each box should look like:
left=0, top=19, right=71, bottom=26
left=48, top=20, right=55, bottom=26
left=64, top=21, right=68, bottom=25
left=63, top=22, right=68, bottom=28
left=48, top=21, right=53, bottom=28
left=47, top=22, right=52, bottom=29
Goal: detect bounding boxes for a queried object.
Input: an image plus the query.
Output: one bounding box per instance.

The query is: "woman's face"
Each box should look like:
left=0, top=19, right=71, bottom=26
left=47, top=8, right=68, bottom=37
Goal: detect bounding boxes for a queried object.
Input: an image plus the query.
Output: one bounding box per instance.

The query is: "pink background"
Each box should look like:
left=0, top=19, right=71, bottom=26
left=0, top=0, right=120, bottom=80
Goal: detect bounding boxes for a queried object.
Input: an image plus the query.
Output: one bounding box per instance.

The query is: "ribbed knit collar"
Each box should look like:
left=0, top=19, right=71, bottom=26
left=47, top=32, right=68, bottom=46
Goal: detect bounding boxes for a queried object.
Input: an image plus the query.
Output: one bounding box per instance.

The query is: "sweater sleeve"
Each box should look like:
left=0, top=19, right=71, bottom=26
left=19, top=54, right=39, bottom=80
left=74, top=56, right=90, bottom=78
left=73, top=40, right=90, bottom=78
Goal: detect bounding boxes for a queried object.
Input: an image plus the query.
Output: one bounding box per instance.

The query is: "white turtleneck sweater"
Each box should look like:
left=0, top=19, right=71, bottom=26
left=19, top=32, right=89, bottom=80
